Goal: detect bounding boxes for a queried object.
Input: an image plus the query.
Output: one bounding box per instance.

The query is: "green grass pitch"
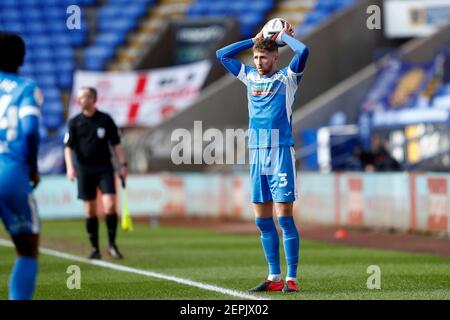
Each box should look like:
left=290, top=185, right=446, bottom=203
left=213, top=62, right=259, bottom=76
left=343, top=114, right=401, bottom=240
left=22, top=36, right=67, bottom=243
left=0, top=220, right=449, bottom=300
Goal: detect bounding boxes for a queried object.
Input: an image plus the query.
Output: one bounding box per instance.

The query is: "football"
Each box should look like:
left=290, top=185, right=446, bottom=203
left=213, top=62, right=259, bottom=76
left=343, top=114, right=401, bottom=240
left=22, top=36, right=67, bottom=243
left=262, top=18, right=289, bottom=46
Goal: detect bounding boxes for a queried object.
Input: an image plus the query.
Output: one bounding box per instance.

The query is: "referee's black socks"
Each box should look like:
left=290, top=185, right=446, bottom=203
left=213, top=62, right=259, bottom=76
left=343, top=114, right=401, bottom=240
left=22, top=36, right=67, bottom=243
left=86, top=217, right=99, bottom=251
left=105, top=213, right=118, bottom=247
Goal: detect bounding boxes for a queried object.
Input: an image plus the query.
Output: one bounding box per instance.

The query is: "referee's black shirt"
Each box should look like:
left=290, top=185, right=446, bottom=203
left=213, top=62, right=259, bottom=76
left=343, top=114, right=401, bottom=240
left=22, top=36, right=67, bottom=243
left=65, top=110, right=121, bottom=168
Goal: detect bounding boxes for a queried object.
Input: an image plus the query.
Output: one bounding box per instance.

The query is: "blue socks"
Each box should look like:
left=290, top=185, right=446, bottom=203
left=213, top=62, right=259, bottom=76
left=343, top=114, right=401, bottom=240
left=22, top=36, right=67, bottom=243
left=255, top=217, right=281, bottom=276
left=278, top=216, right=300, bottom=279
left=9, top=256, right=38, bottom=300
left=255, top=216, right=300, bottom=280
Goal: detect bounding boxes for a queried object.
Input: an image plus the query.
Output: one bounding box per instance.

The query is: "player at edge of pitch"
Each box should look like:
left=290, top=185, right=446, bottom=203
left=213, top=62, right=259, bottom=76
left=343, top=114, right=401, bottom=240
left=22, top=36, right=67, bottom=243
left=216, top=21, right=309, bottom=293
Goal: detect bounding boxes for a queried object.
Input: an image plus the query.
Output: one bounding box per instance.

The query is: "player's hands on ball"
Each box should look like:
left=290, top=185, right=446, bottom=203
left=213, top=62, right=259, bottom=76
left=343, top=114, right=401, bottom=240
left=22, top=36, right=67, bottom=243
left=283, top=22, right=294, bottom=37
left=66, top=166, right=77, bottom=181
left=274, top=23, right=294, bottom=42
left=252, top=30, right=264, bottom=43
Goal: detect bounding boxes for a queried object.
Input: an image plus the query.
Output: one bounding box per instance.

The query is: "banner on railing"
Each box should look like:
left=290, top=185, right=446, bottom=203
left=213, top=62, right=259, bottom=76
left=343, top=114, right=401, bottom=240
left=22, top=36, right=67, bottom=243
left=69, top=60, right=211, bottom=127
left=34, top=172, right=450, bottom=235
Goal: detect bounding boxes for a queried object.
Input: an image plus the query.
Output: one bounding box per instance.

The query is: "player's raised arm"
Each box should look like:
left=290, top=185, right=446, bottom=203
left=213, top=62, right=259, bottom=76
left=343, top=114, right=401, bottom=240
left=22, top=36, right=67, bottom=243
left=216, top=31, right=263, bottom=77
left=279, top=29, right=309, bottom=74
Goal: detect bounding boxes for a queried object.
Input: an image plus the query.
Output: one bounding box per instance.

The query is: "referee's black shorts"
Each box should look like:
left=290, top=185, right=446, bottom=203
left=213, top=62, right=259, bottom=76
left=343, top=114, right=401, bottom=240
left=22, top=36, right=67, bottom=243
left=77, top=165, right=116, bottom=200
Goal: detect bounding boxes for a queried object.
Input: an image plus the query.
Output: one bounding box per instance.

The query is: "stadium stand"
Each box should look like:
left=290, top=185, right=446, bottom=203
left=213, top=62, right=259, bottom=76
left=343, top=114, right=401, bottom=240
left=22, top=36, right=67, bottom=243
left=84, top=0, right=156, bottom=71
left=293, top=22, right=450, bottom=172
left=0, top=0, right=95, bottom=173
left=3, top=0, right=445, bottom=174
left=126, top=0, right=398, bottom=172
left=0, top=0, right=158, bottom=173
left=110, top=0, right=192, bottom=71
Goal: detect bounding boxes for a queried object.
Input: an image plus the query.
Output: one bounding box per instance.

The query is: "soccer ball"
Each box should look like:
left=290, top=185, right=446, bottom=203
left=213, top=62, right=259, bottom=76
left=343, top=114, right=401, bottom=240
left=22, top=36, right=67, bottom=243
left=262, top=18, right=289, bottom=47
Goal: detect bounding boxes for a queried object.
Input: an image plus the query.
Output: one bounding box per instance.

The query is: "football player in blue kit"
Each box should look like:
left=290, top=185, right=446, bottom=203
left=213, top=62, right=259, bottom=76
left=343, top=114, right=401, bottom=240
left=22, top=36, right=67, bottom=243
left=216, top=23, right=309, bottom=292
left=0, top=32, right=42, bottom=300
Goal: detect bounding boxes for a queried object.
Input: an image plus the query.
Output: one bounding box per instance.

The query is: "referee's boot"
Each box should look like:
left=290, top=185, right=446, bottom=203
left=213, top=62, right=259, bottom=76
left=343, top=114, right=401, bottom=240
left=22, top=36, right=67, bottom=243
left=88, top=248, right=101, bottom=260
left=108, top=244, right=123, bottom=259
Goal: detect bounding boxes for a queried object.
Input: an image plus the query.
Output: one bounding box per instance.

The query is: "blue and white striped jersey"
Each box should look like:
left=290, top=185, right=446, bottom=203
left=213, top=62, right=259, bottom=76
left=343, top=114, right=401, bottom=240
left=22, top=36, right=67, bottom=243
left=216, top=33, right=309, bottom=149
left=0, top=71, right=42, bottom=195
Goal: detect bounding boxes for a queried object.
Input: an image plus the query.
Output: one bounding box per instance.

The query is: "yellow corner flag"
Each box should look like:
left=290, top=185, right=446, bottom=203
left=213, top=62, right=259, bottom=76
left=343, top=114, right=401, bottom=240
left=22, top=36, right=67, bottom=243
left=120, top=178, right=133, bottom=231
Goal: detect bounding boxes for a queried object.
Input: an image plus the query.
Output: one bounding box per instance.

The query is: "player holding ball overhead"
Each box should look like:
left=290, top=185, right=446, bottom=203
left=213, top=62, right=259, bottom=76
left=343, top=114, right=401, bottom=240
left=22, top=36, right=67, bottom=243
left=216, top=19, right=309, bottom=293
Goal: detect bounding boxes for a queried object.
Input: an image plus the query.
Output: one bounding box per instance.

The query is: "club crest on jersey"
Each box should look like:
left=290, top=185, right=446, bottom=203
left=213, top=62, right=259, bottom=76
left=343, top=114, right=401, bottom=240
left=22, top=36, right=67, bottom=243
left=97, top=127, right=105, bottom=139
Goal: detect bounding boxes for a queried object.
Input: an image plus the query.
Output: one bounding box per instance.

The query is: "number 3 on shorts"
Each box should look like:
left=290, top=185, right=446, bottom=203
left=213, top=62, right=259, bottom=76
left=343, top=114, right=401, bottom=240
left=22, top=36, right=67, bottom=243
left=278, top=173, right=288, bottom=187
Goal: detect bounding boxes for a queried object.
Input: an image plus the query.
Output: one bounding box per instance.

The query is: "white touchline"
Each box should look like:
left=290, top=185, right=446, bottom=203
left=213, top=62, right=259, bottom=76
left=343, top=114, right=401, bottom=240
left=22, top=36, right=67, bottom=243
left=0, top=238, right=268, bottom=300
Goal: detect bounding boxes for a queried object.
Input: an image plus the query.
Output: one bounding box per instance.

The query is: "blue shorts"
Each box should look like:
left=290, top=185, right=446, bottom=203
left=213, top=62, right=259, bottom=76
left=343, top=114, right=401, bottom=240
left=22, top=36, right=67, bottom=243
left=250, top=146, right=297, bottom=203
left=0, top=194, right=40, bottom=236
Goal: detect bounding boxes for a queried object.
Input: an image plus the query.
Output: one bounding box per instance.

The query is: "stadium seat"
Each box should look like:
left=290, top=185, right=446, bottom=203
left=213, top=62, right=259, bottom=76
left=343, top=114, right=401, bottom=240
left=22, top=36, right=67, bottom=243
left=0, top=9, right=21, bottom=20
left=57, top=72, right=74, bottom=89
left=95, top=32, right=126, bottom=47
left=2, top=21, right=25, bottom=33
left=186, top=0, right=274, bottom=37
left=41, top=111, right=65, bottom=130
left=0, top=0, right=18, bottom=8
left=84, top=45, right=116, bottom=70
left=36, top=74, right=57, bottom=88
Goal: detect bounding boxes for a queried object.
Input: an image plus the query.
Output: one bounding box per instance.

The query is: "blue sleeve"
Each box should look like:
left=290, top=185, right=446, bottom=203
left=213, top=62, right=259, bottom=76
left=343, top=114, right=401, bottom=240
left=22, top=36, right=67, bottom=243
left=19, top=84, right=42, bottom=173
left=21, top=115, right=40, bottom=174
left=216, top=39, right=254, bottom=77
left=280, top=33, right=309, bottom=74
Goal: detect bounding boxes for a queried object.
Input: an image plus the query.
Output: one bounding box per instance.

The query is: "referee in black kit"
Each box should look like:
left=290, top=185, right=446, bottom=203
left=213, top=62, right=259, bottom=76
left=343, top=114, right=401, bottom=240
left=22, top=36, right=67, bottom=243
left=64, top=87, right=127, bottom=260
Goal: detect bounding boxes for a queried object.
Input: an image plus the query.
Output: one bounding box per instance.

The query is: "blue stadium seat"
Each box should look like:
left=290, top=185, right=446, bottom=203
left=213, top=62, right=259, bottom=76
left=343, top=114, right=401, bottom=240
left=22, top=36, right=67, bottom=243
left=57, top=72, right=74, bottom=89
left=0, top=8, right=21, bottom=20
left=42, top=98, right=64, bottom=113
left=43, top=88, right=62, bottom=102
left=207, top=3, right=232, bottom=16
left=108, top=0, right=154, bottom=3
left=40, top=0, right=62, bottom=5
left=229, top=2, right=248, bottom=15
left=99, top=5, right=121, bottom=19
left=99, top=16, right=135, bottom=32
left=21, top=8, right=42, bottom=21
left=187, top=0, right=273, bottom=37
left=51, top=34, right=71, bottom=48
left=27, top=35, right=51, bottom=48
left=69, top=28, right=88, bottom=46
left=41, top=111, right=65, bottom=130
left=95, top=32, right=126, bottom=47
left=121, top=4, right=148, bottom=19
left=19, top=0, right=40, bottom=7
left=47, top=19, right=68, bottom=33
left=238, top=13, right=264, bottom=38
left=46, top=7, right=65, bottom=20
left=39, top=125, right=50, bottom=142
left=186, top=5, right=208, bottom=17
left=36, top=74, right=57, bottom=88
left=32, top=49, right=53, bottom=61
left=55, top=60, right=75, bottom=74
left=20, top=64, right=34, bottom=75
left=25, top=21, right=47, bottom=34
left=56, top=125, right=68, bottom=141
left=54, top=47, right=74, bottom=60
left=252, top=0, right=274, bottom=13
left=84, top=45, right=115, bottom=70
left=0, top=0, right=18, bottom=8
left=2, top=22, right=24, bottom=33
